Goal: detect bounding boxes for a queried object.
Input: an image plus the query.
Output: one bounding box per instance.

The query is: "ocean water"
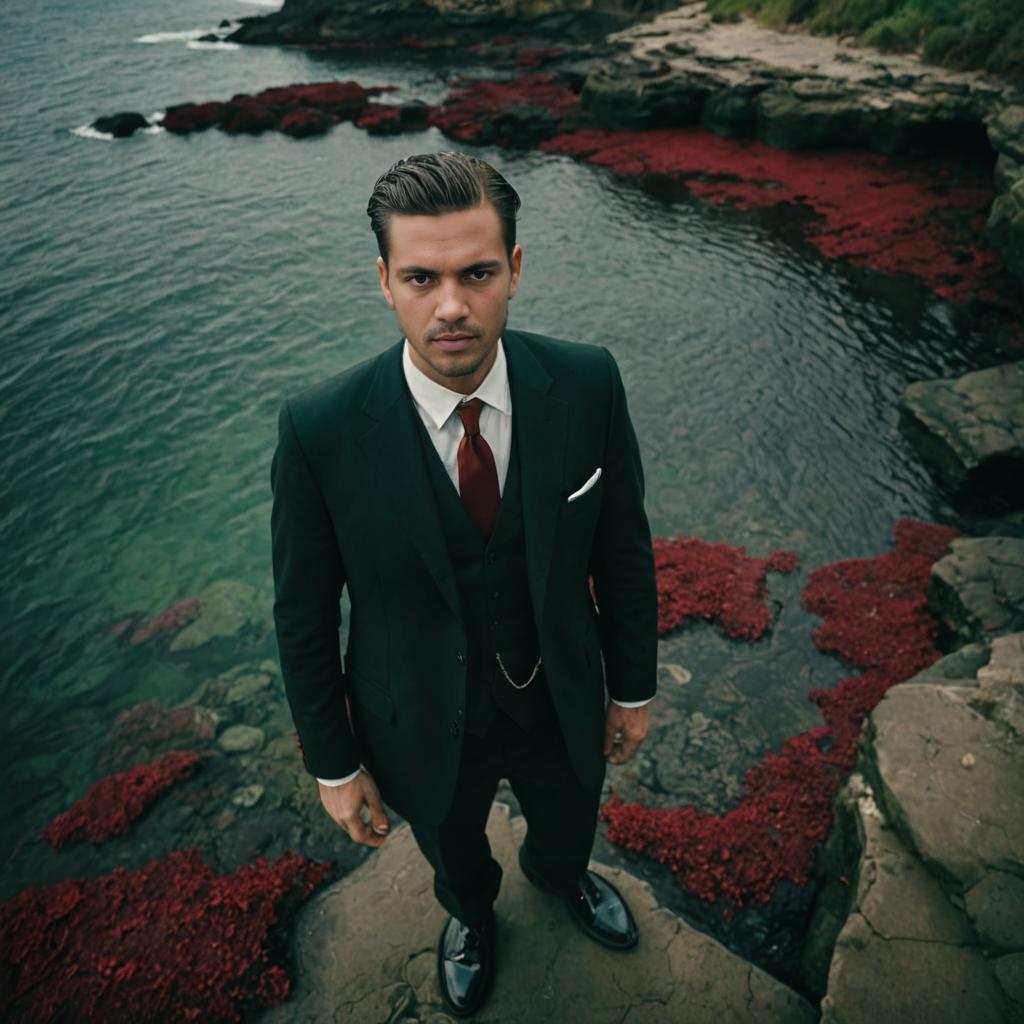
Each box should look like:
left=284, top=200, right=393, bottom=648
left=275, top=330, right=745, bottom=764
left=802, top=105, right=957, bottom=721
left=0, top=0, right=1001, bottom=925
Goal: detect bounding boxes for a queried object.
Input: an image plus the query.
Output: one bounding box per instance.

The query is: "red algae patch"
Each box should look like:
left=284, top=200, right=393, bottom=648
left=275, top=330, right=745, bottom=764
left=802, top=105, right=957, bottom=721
left=128, top=596, right=199, bottom=645
left=654, top=535, right=800, bottom=640
left=162, top=81, right=395, bottom=136
left=0, top=849, right=331, bottom=1022
left=428, top=71, right=583, bottom=146
left=602, top=518, right=959, bottom=912
left=41, top=751, right=201, bottom=849
left=540, top=127, right=1001, bottom=303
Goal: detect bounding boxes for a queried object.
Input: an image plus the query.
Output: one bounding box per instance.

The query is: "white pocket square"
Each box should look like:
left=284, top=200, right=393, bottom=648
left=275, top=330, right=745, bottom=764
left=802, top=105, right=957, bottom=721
left=567, top=467, right=602, bottom=502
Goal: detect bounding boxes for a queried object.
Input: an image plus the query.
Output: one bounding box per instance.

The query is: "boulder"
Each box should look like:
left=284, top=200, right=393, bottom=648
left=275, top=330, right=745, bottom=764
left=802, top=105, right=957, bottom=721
left=926, top=537, right=1024, bottom=644
left=819, top=773, right=1004, bottom=1024
left=217, top=724, right=265, bottom=754
left=863, top=675, right=1024, bottom=890
left=264, top=801, right=816, bottom=1023
left=91, top=112, right=150, bottom=138
left=898, top=362, right=1024, bottom=508
left=169, top=579, right=263, bottom=651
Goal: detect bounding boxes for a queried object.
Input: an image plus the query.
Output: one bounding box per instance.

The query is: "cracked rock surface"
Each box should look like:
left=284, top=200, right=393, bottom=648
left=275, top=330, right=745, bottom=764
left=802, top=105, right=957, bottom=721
left=261, top=801, right=815, bottom=1023
left=815, top=632, right=1024, bottom=1023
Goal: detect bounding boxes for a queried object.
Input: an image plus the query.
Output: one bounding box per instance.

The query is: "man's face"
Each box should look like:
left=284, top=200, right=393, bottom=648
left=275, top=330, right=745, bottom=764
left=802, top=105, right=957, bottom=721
left=376, top=200, right=522, bottom=395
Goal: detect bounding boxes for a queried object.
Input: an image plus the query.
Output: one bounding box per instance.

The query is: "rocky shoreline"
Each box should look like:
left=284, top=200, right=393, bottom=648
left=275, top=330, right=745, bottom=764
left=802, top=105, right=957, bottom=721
left=211, top=0, right=1024, bottom=291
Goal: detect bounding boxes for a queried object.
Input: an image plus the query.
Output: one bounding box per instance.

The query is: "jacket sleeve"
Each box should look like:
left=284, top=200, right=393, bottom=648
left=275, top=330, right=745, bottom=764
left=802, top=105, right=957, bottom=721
left=589, top=347, right=658, bottom=704
left=270, top=399, right=362, bottom=778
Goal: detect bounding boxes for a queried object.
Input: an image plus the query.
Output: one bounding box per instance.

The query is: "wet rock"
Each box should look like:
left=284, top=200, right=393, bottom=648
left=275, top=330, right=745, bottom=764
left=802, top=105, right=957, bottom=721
left=101, top=700, right=217, bottom=768
left=926, top=537, right=1024, bottom=644
left=160, top=82, right=390, bottom=138
left=170, top=580, right=262, bottom=651
left=129, top=596, right=200, bottom=645
left=263, top=801, right=815, bottom=1023
left=279, top=108, right=333, bottom=138
left=225, top=672, right=273, bottom=704
left=819, top=774, right=1006, bottom=1024
left=898, top=362, right=1024, bottom=508
left=91, top=112, right=150, bottom=138
left=226, top=0, right=672, bottom=51
left=231, top=784, right=265, bottom=808
left=218, top=724, right=264, bottom=754
left=986, top=155, right=1024, bottom=285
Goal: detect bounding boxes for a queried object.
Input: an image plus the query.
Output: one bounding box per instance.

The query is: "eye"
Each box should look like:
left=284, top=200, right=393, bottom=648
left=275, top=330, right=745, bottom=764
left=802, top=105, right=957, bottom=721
left=467, top=270, right=492, bottom=282
left=408, top=274, right=432, bottom=286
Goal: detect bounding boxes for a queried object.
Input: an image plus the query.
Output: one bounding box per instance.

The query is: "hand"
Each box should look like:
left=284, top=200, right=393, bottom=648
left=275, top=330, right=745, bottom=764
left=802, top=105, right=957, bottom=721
left=318, top=771, right=390, bottom=847
left=603, top=703, right=649, bottom=766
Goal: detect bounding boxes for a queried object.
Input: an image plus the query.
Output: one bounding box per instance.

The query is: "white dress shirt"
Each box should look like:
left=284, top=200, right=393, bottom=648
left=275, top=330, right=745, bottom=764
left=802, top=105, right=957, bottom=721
left=318, top=337, right=652, bottom=787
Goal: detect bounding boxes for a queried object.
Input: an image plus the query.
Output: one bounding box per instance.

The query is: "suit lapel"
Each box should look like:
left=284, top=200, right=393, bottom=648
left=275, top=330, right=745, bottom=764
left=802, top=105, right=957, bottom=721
left=504, top=331, right=567, bottom=629
left=356, top=338, right=463, bottom=624
left=356, top=332, right=568, bottom=631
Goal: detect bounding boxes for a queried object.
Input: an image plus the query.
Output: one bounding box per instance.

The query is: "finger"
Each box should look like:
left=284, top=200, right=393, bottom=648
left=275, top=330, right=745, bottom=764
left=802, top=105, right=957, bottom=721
left=616, top=735, right=641, bottom=764
left=345, top=814, right=386, bottom=848
left=365, top=791, right=390, bottom=837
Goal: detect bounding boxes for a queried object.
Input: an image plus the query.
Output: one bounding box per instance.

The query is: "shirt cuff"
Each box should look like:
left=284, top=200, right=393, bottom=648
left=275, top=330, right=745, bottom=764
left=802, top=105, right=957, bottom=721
left=316, top=764, right=365, bottom=787
left=610, top=696, right=654, bottom=708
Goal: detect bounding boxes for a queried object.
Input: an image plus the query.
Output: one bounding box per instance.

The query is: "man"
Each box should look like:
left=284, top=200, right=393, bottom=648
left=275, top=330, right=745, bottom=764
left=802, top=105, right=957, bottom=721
left=270, top=151, right=657, bottom=1017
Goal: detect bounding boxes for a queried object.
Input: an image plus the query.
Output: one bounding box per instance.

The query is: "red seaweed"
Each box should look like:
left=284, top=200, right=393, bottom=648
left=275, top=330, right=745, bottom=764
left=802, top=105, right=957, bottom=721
left=540, top=127, right=1000, bottom=304
left=42, top=751, right=201, bottom=849
left=0, top=849, right=331, bottom=1022
left=654, top=535, right=800, bottom=640
left=602, top=518, right=959, bottom=912
left=128, top=597, right=199, bottom=645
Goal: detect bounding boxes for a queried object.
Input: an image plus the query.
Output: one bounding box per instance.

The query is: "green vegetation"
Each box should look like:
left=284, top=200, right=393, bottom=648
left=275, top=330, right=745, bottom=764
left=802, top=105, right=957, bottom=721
left=705, top=0, right=1024, bottom=83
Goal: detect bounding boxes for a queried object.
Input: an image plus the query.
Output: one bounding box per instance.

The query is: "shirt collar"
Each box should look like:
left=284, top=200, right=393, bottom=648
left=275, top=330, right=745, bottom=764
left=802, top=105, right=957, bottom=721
left=401, top=336, right=511, bottom=430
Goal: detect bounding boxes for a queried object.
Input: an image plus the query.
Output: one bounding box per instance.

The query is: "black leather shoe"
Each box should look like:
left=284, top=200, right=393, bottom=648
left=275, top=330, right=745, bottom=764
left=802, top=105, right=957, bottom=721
left=519, top=846, right=638, bottom=951
left=437, top=912, right=496, bottom=1017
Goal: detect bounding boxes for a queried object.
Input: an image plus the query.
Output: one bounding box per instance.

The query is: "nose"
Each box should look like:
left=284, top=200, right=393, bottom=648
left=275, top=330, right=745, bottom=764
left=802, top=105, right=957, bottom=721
left=434, top=278, right=470, bottom=324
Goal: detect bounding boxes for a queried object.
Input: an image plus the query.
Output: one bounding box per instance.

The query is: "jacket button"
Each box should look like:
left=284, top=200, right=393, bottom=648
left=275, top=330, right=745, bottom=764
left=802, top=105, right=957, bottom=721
left=450, top=720, right=460, bottom=736
left=456, top=651, right=465, bottom=664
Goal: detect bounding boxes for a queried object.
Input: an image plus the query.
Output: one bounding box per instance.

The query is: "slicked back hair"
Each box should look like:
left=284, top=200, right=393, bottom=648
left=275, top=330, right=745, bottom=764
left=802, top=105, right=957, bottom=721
left=366, top=151, right=522, bottom=267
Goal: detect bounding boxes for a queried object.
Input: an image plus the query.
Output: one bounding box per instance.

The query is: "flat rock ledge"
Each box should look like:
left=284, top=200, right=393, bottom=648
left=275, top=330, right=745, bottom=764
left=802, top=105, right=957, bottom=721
left=263, top=801, right=815, bottom=1023
left=582, top=1, right=1024, bottom=284
left=805, top=632, right=1024, bottom=1024
left=898, top=362, right=1024, bottom=510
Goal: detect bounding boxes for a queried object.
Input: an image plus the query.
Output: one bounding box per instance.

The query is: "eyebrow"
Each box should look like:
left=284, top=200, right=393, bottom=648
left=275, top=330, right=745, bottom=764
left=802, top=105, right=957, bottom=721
left=396, top=260, right=503, bottom=276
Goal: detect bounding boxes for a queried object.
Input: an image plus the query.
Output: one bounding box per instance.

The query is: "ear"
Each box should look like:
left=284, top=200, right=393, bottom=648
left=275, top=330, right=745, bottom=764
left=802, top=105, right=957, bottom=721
left=508, top=244, right=523, bottom=300
left=376, top=256, right=395, bottom=309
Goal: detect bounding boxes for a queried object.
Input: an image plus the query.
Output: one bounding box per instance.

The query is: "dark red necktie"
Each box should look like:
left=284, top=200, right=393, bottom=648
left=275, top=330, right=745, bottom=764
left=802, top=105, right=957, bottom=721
left=455, top=398, right=500, bottom=541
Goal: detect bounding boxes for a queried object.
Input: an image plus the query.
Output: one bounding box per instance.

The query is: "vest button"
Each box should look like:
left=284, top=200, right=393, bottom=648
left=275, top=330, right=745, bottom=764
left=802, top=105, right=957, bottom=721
left=492, top=590, right=500, bottom=599
left=456, top=651, right=465, bottom=664
left=487, top=551, right=497, bottom=563
left=449, top=720, right=460, bottom=736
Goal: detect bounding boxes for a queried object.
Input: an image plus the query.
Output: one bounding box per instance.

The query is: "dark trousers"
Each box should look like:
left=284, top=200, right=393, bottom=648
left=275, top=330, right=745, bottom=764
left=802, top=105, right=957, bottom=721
left=408, top=707, right=606, bottom=929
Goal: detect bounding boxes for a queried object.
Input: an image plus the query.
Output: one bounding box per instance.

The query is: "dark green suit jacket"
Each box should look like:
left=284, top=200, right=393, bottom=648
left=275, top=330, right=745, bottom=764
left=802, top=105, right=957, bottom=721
left=270, top=327, right=657, bottom=825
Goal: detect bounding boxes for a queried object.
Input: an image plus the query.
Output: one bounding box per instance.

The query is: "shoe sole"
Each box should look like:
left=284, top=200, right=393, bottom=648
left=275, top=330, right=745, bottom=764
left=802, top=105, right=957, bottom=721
left=519, top=850, right=639, bottom=952
left=436, top=917, right=496, bottom=1018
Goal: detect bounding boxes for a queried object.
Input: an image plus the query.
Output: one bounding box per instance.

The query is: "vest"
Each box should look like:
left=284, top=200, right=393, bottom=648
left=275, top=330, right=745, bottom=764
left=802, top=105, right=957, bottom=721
left=410, top=397, right=555, bottom=737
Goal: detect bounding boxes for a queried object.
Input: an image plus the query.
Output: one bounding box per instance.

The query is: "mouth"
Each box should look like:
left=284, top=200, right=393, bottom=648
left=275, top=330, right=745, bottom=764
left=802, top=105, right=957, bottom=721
left=433, top=334, right=475, bottom=351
